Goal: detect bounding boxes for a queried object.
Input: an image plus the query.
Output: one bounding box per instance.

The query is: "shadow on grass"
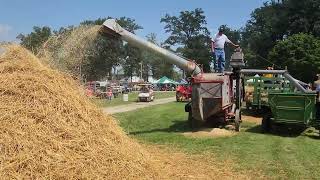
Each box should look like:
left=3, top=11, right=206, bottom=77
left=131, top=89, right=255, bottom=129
left=128, top=116, right=320, bottom=139
left=241, top=108, right=266, bottom=117
left=245, top=124, right=320, bottom=138
left=129, top=119, right=192, bottom=135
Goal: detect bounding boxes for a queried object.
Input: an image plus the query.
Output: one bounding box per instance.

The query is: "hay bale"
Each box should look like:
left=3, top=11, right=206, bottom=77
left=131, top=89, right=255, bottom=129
left=0, top=45, right=158, bottom=179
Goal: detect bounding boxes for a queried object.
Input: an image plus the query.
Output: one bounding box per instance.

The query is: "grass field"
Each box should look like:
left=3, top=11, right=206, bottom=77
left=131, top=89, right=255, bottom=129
left=93, top=91, right=175, bottom=107
left=115, top=102, right=320, bottom=179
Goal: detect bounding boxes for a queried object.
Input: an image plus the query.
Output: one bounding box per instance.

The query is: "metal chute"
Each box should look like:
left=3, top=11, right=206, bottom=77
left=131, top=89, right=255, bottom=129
left=100, top=19, right=202, bottom=76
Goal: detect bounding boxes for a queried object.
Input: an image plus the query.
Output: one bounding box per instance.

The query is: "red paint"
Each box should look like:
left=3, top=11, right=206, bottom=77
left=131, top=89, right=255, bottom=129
left=176, top=85, right=192, bottom=101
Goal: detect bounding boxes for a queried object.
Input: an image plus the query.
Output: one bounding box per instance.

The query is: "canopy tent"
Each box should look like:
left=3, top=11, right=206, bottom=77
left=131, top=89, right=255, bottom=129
left=155, top=76, right=178, bottom=84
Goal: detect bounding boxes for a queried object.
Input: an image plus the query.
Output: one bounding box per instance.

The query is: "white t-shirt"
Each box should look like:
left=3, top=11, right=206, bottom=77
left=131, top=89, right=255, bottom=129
left=212, top=34, right=231, bottom=49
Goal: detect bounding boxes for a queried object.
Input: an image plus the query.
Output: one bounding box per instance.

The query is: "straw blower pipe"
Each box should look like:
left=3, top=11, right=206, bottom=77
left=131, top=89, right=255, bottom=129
left=99, top=19, right=202, bottom=76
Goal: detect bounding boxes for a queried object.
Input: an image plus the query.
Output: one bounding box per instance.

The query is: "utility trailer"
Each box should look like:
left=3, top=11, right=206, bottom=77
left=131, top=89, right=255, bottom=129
left=240, top=69, right=318, bottom=133
left=262, top=93, right=320, bottom=133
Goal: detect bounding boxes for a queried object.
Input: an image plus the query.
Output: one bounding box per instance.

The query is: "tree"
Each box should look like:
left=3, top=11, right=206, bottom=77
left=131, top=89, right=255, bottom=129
left=150, top=50, right=175, bottom=80
left=79, top=17, right=124, bottom=80
left=80, top=17, right=108, bottom=26
left=116, top=18, right=144, bottom=80
left=123, top=44, right=142, bottom=81
left=141, top=33, right=175, bottom=80
left=286, top=0, right=320, bottom=36
left=161, top=8, right=212, bottom=72
left=23, top=17, right=143, bottom=82
left=241, top=1, right=288, bottom=68
left=79, top=17, right=143, bottom=80
left=141, top=33, right=156, bottom=81
left=17, top=26, right=52, bottom=54
left=241, top=0, right=320, bottom=68
left=83, top=32, right=123, bottom=81
left=117, top=17, right=143, bottom=33
left=269, top=33, right=320, bottom=82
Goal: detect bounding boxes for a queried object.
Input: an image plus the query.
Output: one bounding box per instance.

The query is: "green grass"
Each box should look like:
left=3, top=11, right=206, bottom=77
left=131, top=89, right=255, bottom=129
left=93, top=91, right=175, bottom=107
left=115, top=102, right=320, bottom=179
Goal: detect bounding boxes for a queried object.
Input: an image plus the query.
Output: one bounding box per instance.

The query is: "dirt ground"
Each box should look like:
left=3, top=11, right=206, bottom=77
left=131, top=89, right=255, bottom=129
left=183, top=115, right=262, bottom=139
left=147, top=145, right=263, bottom=179
left=103, top=97, right=176, bottom=114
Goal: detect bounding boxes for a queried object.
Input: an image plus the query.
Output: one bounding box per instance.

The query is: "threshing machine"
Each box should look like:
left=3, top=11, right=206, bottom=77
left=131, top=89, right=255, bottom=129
left=100, top=19, right=313, bottom=132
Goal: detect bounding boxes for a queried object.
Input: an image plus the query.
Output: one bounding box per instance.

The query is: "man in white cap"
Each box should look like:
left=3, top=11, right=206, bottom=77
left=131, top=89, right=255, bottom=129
left=211, top=26, right=239, bottom=74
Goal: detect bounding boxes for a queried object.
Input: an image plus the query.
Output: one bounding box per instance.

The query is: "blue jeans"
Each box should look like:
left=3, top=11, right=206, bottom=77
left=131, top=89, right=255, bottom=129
left=213, top=49, right=225, bottom=73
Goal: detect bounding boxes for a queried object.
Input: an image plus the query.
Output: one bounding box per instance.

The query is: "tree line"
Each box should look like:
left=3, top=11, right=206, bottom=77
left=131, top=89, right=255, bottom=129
left=17, top=17, right=174, bottom=82
left=17, top=0, right=320, bottom=83
left=242, top=0, right=320, bottom=82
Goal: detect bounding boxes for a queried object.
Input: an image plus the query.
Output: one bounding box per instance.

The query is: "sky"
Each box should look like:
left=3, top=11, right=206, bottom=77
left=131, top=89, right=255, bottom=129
left=0, top=0, right=266, bottom=42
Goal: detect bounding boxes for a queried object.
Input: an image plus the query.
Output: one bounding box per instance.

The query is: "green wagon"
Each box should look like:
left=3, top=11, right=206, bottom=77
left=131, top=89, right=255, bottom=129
left=244, top=76, right=293, bottom=109
left=262, top=92, right=320, bottom=132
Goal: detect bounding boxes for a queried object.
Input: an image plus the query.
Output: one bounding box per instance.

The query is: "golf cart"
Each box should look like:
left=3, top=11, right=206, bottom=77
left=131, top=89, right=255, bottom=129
left=138, top=84, right=154, bottom=102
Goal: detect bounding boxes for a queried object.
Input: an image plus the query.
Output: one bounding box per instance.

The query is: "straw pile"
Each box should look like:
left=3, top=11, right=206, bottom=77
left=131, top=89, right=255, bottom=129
left=0, top=44, right=158, bottom=179
left=0, top=44, right=258, bottom=179
left=183, top=128, right=235, bottom=138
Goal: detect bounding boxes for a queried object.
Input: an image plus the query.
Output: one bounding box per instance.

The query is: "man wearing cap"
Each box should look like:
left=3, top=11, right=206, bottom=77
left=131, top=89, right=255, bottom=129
left=211, top=26, right=239, bottom=74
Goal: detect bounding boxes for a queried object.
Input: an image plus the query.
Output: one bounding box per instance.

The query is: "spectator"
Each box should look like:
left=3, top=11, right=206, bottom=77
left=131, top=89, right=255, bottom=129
left=107, top=88, right=113, bottom=101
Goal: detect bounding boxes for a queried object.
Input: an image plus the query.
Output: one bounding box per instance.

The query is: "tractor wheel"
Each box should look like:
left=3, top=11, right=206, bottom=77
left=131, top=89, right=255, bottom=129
left=235, top=109, right=241, bottom=132
left=262, top=111, right=272, bottom=133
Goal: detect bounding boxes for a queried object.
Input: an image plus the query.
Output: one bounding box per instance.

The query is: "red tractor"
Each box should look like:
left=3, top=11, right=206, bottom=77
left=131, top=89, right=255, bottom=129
left=176, top=84, right=192, bottom=102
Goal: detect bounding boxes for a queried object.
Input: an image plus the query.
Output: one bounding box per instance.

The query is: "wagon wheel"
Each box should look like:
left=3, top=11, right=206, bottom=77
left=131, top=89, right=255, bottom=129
left=235, top=109, right=241, bottom=132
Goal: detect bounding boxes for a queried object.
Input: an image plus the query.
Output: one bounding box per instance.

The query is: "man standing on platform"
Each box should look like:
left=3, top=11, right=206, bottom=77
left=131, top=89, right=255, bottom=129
left=211, top=26, right=239, bottom=74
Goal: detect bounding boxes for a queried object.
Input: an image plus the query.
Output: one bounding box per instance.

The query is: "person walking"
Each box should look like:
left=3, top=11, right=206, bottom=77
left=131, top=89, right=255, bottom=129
left=107, top=88, right=113, bottom=101
left=211, top=26, right=239, bottom=74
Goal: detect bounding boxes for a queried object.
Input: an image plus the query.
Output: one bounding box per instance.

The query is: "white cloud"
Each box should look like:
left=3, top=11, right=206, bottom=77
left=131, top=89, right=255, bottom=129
left=0, top=24, right=13, bottom=41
